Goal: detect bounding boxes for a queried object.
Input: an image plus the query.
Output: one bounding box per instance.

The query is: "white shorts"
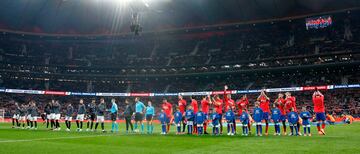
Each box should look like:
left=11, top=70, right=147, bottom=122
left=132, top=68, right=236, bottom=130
left=65, top=116, right=72, bottom=121
left=30, top=116, right=38, bottom=121
left=96, top=116, right=105, bottom=123
left=197, top=124, right=203, bottom=127
left=187, top=121, right=193, bottom=125
left=303, top=124, right=311, bottom=127
left=46, top=114, right=51, bottom=120
left=50, top=113, right=56, bottom=120
left=12, top=114, right=19, bottom=119
left=20, top=116, right=26, bottom=121
left=54, top=114, right=61, bottom=120
left=26, top=115, right=32, bottom=120
left=76, top=114, right=85, bottom=121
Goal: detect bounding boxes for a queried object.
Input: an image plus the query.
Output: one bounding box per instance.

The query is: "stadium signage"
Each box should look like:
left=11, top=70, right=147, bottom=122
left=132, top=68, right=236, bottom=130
left=44, top=91, right=66, bottom=95
left=2, top=83, right=359, bottom=97
left=130, top=93, right=151, bottom=97
left=302, top=86, right=328, bottom=91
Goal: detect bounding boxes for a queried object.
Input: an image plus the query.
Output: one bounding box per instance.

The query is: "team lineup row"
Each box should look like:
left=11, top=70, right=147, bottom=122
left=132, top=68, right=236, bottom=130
left=10, top=86, right=327, bottom=136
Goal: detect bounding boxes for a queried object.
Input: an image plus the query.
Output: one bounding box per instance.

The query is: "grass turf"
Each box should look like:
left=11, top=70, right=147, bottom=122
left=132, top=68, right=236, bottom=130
left=0, top=122, right=359, bottom=154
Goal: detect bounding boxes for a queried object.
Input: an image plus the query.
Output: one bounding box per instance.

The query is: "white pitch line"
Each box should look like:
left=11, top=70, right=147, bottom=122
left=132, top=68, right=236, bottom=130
left=0, top=134, right=112, bottom=143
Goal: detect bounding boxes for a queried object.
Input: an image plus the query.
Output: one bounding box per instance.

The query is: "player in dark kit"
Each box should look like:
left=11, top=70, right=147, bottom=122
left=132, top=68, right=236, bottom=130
left=52, top=100, right=61, bottom=131
left=86, top=99, right=97, bottom=132
left=95, top=98, right=106, bottom=132
left=76, top=99, right=86, bottom=132
left=65, top=103, right=74, bottom=131
left=44, top=102, right=52, bottom=128
left=12, top=102, right=20, bottom=128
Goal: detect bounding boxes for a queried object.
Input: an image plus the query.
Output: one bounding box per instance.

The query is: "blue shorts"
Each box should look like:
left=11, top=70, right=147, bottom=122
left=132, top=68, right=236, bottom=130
left=280, top=115, right=287, bottom=121
left=273, top=119, right=280, bottom=123
left=302, top=119, right=310, bottom=125
left=263, top=112, right=270, bottom=120
left=316, top=112, right=326, bottom=121
left=204, top=114, right=208, bottom=120
left=241, top=120, right=249, bottom=125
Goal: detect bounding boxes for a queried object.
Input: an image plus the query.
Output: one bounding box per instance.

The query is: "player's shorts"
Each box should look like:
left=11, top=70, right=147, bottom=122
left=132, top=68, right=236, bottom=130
left=303, top=124, right=311, bottom=127
left=255, top=122, right=262, bottom=125
left=46, top=114, right=51, bottom=120
left=315, top=112, right=326, bottom=121
left=65, top=116, right=72, bottom=121
left=187, top=121, right=194, bottom=125
left=96, top=116, right=105, bottom=123
left=19, top=116, right=26, bottom=121
left=204, top=114, right=208, bottom=120
left=212, top=123, right=220, bottom=127
left=30, top=116, right=38, bottom=121
left=26, top=114, right=32, bottom=120
left=197, top=123, right=203, bottom=127
left=50, top=113, right=55, bottom=120
left=88, top=114, right=96, bottom=121
left=273, top=119, right=280, bottom=123
left=76, top=114, right=85, bottom=121
left=280, top=115, right=287, bottom=121
left=135, top=112, right=143, bottom=121
left=12, top=114, right=19, bottom=119
left=145, top=114, right=153, bottom=121
left=241, top=121, right=249, bottom=126
left=54, top=114, right=61, bottom=120
left=262, top=112, right=270, bottom=120
left=110, top=113, right=117, bottom=121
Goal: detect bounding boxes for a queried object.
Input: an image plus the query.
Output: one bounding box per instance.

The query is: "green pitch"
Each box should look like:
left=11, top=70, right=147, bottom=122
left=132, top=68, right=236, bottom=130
left=0, top=122, right=359, bottom=154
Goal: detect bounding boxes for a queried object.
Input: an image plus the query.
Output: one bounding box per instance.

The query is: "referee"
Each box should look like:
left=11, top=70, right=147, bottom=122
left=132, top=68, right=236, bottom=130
left=134, top=97, right=146, bottom=133
left=110, top=98, right=119, bottom=133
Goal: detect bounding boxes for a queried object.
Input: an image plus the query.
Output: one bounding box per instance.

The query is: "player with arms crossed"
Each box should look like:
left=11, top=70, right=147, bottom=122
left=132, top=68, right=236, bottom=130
left=257, top=90, right=270, bottom=135
left=313, top=89, right=326, bottom=135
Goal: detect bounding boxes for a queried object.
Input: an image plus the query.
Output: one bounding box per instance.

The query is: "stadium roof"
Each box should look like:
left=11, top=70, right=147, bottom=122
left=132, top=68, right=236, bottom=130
left=0, top=0, right=359, bottom=35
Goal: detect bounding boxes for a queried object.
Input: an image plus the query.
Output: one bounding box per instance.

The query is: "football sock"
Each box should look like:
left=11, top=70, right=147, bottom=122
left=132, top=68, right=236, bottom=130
left=141, top=123, right=144, bottom=133
left=76, top=121, right=79, bottom=128
left=282, top=121, right=287, bottom=133
left=307, top=127, right=311, bottom=134
left=317, top=122, right=321, bottom=131
left=95, top=122, right=98, bottom=130
left=265, top=122, right=269, bottom=133
left=101, top=123, right=104, bottom=130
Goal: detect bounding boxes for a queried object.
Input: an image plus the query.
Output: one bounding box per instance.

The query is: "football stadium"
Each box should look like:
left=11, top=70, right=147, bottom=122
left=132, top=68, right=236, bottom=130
left=0, top=0, right=360, bottom=153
